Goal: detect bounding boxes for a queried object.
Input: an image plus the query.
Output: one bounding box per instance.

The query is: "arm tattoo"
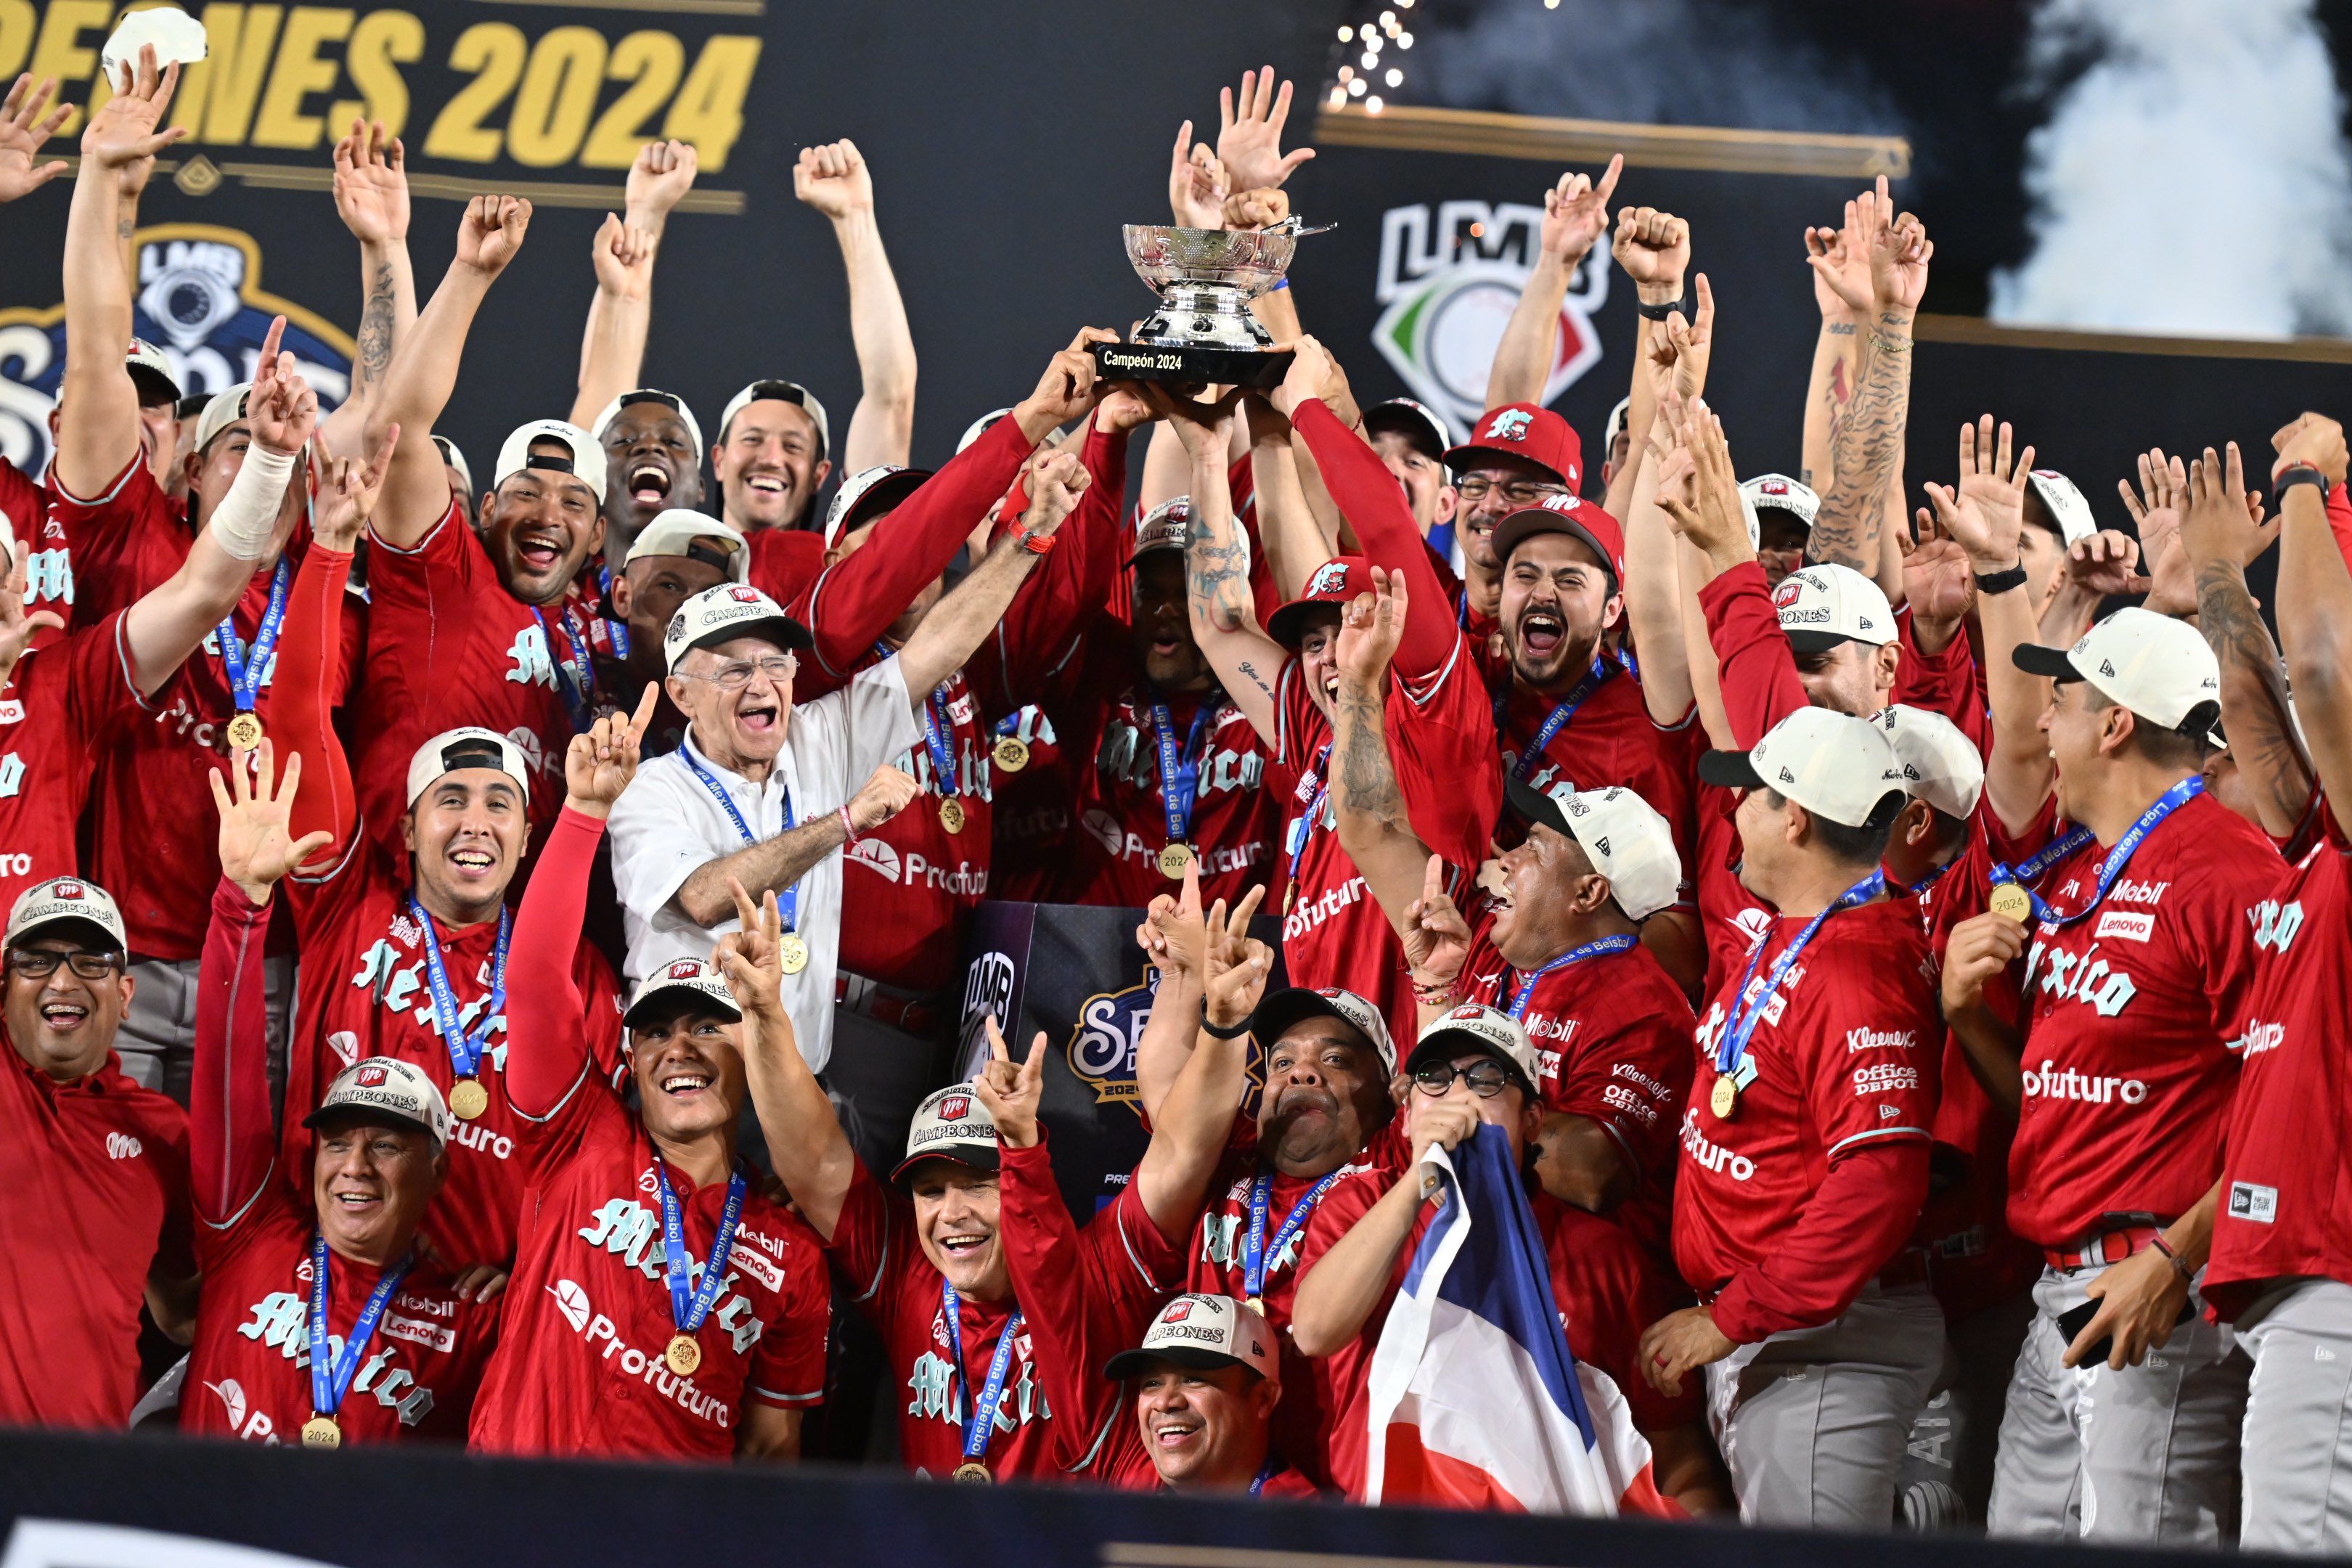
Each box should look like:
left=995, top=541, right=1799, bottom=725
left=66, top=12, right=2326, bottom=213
left=1185, top=531, right=1256, bottom=633
left=1334, top=685, right=1410, bottom=836
left=1809, top=310, right=1911, bottom=574
left=2196, top=555, right=2315, bottom=829
left=1234, top=659, right=1278, bottom=706
left=354, top=261, right=396, bottom=395
left=117, top=216, right=135, bottom=242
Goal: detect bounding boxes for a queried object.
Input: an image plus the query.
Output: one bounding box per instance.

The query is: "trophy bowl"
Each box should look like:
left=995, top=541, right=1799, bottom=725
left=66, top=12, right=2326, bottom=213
left=1091, top=221, right=1325, bottom=388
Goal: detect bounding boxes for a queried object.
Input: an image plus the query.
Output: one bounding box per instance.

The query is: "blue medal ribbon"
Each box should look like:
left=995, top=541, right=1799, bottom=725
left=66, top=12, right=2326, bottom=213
left=406, top=898, right=508, bottom=1079
left=1504, top=933, right=1640, bottom=1021
left=597, top=563, right=630, bottom=661
left=1243, top=1168, right=1344, bottom=1301
left=216, top=558, right=292, bottom=717
left=1497, top=656, right=1614, bottom=782
left=942, top=1281, right=1024, bottom=1465
left=887, top=643, right=962, bottom=801
left=682, top=746, right=800, bottom=936
left=1148, top=690, right=1217, bottom=850
left=307, top=1232, right=409, bottom=1423
left=1285, top=744, right=1334, bottom=883
left=1990, top=777, right=2200, bottom=928
left=1715, top=869, right=1886, bottom=1077
left=1885, top=857, right=1956, bottom=900
left=1249, top=1458, right=1280, bottom=1497
left=651, top=1153, right=748, bottom=1353
left=531, top=604, right=597, bottom=731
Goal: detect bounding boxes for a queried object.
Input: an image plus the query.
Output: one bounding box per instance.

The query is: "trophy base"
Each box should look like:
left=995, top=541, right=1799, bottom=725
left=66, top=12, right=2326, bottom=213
left=1091, top=341, right=1295, bottom=389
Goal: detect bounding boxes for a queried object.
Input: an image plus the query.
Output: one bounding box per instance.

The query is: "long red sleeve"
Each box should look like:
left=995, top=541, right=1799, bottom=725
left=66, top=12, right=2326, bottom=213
left=795, top=415, right=1037, bottom=693
left=1700, top=561, right=1810, bottom=749
left=1707, top=1140, right=1931, bottom=1343
left=273, top=542, right=356, bottom=857
left=1891, top=608, right=1990, bottom=757
left=506, top=805, right=601, bottom=1118
left=975, top=420, right=1130, bottom=710
left=192, top=878, right=279, bottom=1227
left=995, top=1134, right=1111, bottom=1468
left=2328, top=481, right=2352, bottom=567
left=1292, top=399, right=1456, bottom=682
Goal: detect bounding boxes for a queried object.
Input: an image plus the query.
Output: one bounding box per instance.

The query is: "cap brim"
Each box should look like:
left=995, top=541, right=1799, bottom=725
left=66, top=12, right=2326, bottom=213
left=2011, top=642, right=2082, bottom=681
left=1266, top=597, right=1343, bottom=649
left=1402, top=1032, right=1538, bottom=1098
left=1783, top=629, right=1859, bottom=656
left=1696, top=748, right=1768, bottom=791
left=1363, top=405, right=1446, bottom=462
left=302, top=1103, right=441, bottom=1143
left=1442, top=440, right=1564, bottom=483
left=836, top=469, right=933, bottom=539
left=5, top=915, right=123, bottom=952
left=128, top=364, right=182, bottom=406
left=887, top=1144, right=1002, bottom=1186
left=1503, top=776, right=1572, bottom=837
left=1246, top=989, right=1357, bottom=1053
left=622, top=985, right=743, bottom=1032
left=1102, top=1344, right=1251, bottom=1382
left=1493, top=513, right=1617, bottom=587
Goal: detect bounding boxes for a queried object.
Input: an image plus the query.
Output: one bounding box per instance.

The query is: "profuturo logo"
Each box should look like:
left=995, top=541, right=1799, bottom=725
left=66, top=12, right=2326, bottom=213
left=1370, top=200, right=1608, bottom=432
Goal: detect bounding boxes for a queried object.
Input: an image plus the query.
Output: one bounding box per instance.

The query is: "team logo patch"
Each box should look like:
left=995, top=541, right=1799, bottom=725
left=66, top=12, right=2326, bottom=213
left=1304, top=560, right=1351, bottom=598
left=1161, top=1300, right=1193, bottom=1323
left=1761, top=480, right=1789, bottom=495
left=1066, top=969, right=1159, bottom=1116
left=935, top=1095, right=971, bottom=1122
left=355, top=1065, right=389, bottom=1088
left=1773, top=581, right=1802, bottom=609
left=667, top=959, right=706, bottom=980
left=1538, top=491, right=1580, bottom=513
left=1483, top=409, right=1534, bottom=441
left=727, top=587, right=762, bottom=604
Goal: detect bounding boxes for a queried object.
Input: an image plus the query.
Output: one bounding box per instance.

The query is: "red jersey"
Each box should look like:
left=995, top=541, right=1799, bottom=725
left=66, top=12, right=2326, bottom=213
left=283, top=844, right=623, bottom=1270
left=2207, top=844, right=2352, bottom=1318
left=0, top=1048, right=189, bottom=1429
left=987, top=702, right=1071, bottom=903
left=468, top=1078, right=832, bottom=1461
left=2005, top=790, right=2282, bottom=1249
left=44, top=449, right=181, bottom=626
left=1677, top=899, right=1940, bottom=1295
left=746, top=527, right=827, bottom=606
left=0, top=458, right=69, bottom=648
left=1069, top=682, right=1281, bottom=910
left=827, top=1147, right=1183, bottom=1480
left=0, top=611, right=144, bottom=912
left=1297, top=1167, right=1699, bottom=1500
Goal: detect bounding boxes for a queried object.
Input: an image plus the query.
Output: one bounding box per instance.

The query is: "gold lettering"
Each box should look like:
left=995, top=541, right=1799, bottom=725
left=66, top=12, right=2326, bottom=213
left=422, top=21, right=524, bottom=163
left=251, top=6, right=351, bottom=149
left=0, top=0, right=38, bottom=82
left=175, top=5, right=286, bottom=144
left=28, top=0, right=111, bottom=134
left=327, top=9, right=422, bottom=136
left=662, top=35, right=759, bottom=174
left=580, top=29, right=682, bottom=169
left=506, top=24, right=604, bottom=169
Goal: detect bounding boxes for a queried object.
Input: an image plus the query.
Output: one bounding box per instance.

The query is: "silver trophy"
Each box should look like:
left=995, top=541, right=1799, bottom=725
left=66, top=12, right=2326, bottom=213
left=1092, top=219, right=1328, bottom=387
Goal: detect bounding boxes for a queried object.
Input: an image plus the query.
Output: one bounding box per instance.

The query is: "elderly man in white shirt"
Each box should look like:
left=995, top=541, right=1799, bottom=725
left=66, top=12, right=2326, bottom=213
left=609, top=443, right=1094, bottom=1080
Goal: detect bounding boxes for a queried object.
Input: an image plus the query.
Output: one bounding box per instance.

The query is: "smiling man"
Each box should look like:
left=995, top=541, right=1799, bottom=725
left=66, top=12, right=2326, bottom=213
left=595, top=389, right=706, bottom=566
left=1094, top=1294, right=1318, bottom=1495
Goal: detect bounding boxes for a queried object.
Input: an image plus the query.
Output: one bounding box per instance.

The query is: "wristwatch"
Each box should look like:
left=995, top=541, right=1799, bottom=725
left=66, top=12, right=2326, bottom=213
left=1636, top=296, right=1687, bottom=321
left=2274, top=465, right=2328, bottom=504
left=1974, top=562, right=2029, bottom=595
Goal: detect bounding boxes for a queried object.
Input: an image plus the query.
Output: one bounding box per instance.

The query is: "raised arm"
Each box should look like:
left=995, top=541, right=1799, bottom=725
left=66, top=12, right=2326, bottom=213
left=715, top=881, right=855, bottom=1241
left=1289, top=1101, right=1482, bottom=1357
left=895, top=449, right=1084, bottom=694
left=1622, top=302, right=1713, bottom=725
left=1806, top=179, right=1927, bottom=576
left=568, top=141, right=695, bottom=427
left=1485, top=158, right=1620, bottom=409
left=669, top=765, right=914, bottom=930
left=796, top=139, right=916, bottom=473
left=2186, top=439, right=2311, bottom=836
left=0, top=75, right=71, bottom=204
left=1800, top=204, right=1871, bottom=492
left=1172, top=393, right=1286, bottom=744
left=1601, top=206, right=1692, bottom=523
left=1133, top=905, right=1270, bottom=1238
left=1244, top=401, right=1335, bottom=602
left=2259, top=419, right=2352, bottom=810
left=319, top=120, right=415, bottom=460
left=1328, top=568, right=1437, bottom=925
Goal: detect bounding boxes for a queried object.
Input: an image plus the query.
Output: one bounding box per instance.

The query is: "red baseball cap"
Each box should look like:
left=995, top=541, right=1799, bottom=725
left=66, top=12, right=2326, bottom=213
left=1443, top=402, right=1583, bottom=491
left=1490, top=491, right=1625, bottom=589
left=1267, top=556, right=1368, bottom=648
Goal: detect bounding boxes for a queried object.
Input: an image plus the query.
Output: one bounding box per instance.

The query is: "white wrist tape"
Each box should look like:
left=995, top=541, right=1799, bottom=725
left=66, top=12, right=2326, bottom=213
left=208, top=441, right=297, bottom=561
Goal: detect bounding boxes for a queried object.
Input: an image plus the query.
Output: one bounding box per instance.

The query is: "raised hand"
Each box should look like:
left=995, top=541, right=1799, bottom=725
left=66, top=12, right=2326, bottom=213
left=2118, top=448, right=2191, bottom=614
left=311, top=420, right=400, bottom=552
left=1141, top=383, right=1244, bottom=460
left=1803, top=205, right=1871, bottom=319
left=1541, top=155, right=1623, bottom=269
left=2059, top=529, right=2147, bottom=601
left=454, top=194, right=532, bottom=278
left=1609, top=197, right=1686, bottom=293
left=590, top=212, right=656, bottom=301
left=1919, top=415, right=2032, bottom=571
left=0, top=542, right=65, bottom=690
left=1222, top=186, right=1291, bottom=232
left=846, top=763, right=919, bottom=832
left=2271, top=412, right=2349, bottom=486
left=2181, top=443, right=2279, bottom=576
left=971, top=1015, right=1048, bottom=1148
left=1217, top=67, right=1315, bottom=195
left=243, top=316, right=317, bottom=457
left=1167, top=121, right=1229, bottom=230
left=0, top=75, right=70, bottom=202
left=627, top=138, right=698, bottom=229
left=1269, top=332, right=1338, bottom=420
left=1201, top=926, right=1272, bottom=1032
left=1641, top=273, right=1715, bottom=404
left=1017, top=449, right=1091, bottom=542
left=1402, top=854, right=1470, bottom=993
left=1138, top=857, right=1207, bottom=979
left=1858, top=176, right=1930, bottom=314
left=1334, top=567, right=1408, bottom=695
left=713, top=878, right=787, bottom=1020
left=330, top=119, right=409, bottom=244
left=1016, top=328, right=1116, bottom=433
left=792, top=138, right=870, bottom=221
left=1900, top=507, right=1973, bottom=630
left=1658, top=398, right=1749, bottom=566
left=209, top=739, right=333, bottom=902
left=81, top=46, right=184, bottom=171
left=563, top=682, right=658, bottom=814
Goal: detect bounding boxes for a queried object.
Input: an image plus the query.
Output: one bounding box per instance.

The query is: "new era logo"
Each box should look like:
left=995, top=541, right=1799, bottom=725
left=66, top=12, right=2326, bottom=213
left=936, top=1095, right=971, bottom=1121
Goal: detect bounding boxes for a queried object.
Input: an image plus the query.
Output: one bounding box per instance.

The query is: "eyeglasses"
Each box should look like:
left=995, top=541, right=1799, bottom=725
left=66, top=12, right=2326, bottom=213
left=686, top=655, right=796, bottom=690
left=8, top=949, right=125, bottom=979
left=1411, top=1060, right=1516, bottom=1098
left=1454, top=475, right=1567, bottom=506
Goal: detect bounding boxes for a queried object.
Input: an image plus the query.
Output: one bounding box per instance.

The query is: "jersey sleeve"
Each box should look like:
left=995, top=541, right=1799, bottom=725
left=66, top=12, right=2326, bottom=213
left=999, top=1138, right=1136, bottom=1469
left=1891, top=609, right=1990, bottom=758
left=971, top=420, right=1130, bottom=710
left=822, top=1159, right=909, bottom=1313
left=505, top=807, right=603, bottom=1129
left=1291, top=1168, right=1402, bottom=1338
left=1807, top=937, right=1940, bottom=1159
left=190, top=877, right=295, bottom=1258
left=2189, top=821, right=2291, bottom=1046
left=53, top=610, right=144, bottom=748
left=744, top=1220, right=833, bottom=1409
left=1698, top=562, right=1808, bottom=748
left=1292, top=401, right=1455, bottom=686
left=364, top=496, right=482, bottom=597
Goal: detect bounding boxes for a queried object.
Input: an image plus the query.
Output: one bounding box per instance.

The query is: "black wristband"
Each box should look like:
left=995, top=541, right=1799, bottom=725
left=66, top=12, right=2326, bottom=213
left=1974, top=563, right=2029, bottom=595
left=2275, top=466, right=2328, bottom=504
left=1199, top=1007, right=1252, bottom=1041
left=1636, top=296, right=1686, bottom=321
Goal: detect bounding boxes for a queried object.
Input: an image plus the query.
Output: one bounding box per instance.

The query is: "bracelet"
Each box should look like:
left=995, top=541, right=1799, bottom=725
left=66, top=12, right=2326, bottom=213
left=1868, top=330, right=1914, bottom=354
left=2147, top=1233, right=2195, bottom=1281
left=1017, top=529, right=1057, bottom=556
left=837, top=806, right=859, bottom=848
left=2274, top=465, right=2327, bottom=504
left=1199, top=1007, right=1252, bottom=1041
left=1974, top=563, right=2029, bottom=595
left=1636, top=296, right=1686, bottom=321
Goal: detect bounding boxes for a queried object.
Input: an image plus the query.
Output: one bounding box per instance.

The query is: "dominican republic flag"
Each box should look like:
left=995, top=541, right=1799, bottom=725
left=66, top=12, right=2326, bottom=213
left=1363, top=1124, right=1674, bottom=1516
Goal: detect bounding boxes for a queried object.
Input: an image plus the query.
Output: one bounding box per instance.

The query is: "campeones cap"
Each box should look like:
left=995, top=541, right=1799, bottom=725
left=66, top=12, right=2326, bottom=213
left=126, top=337, right=182, bottom=407
left=1247, top=986, right=1396, bottom=1074
left=405, top=727, right=533, bottom=809
left=303, top=1056, right=451, bottom=1147
left=719, top=380, right=832, bottom=462
left=890, top=1082, right=1001, bottom=1184
left=624, top=956, right=742, bottom=1031
left=1103, top=1294, right=1279, bottom=1383
left=663, top=583, right=814, bottom=674
left=494, top=420, right=608, bottom=507
left=1504, top=779, right=1683, bottom=923
left=1127, top=497, right=1193, bottom=566
left=1875, top=704, right=1985, bottom=822
left=1445, top=402, right=1583, bottom=491
left=2012, top=605, right=2222, bottom=733
left=2025, top=469, right=2096, bottom=547
left=1773, top=563, right=1894, bottom=654
left=1405, top=1004, right=1543, bottom=1098
left=625, top=510, right=751, bottom=584
left=6, top=878, right=127, bottom=952
left=1697, top=706, right=1907, bottom=829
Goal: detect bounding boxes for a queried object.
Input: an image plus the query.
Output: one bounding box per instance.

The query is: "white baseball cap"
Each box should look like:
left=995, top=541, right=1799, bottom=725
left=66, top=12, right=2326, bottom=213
left=102, top=6, right=207, bottom=82
left=1247, top=986, right=1396, bottom=1074
left=406, top=727, right=533, bottom=809
left=1506, top=779, right=1683, bottom=922
left=433, top=435, right=474, bottom=500
left=1127, top=497, right=1193, bottom=565
left=1698, top=706, right=1908, bottom=829
left=1405, top=1004, right=1543, bottom=1098
left=624, top=956, right=742, bottom=1031
left=192, top=383, right=255, bottom=454
left=1103, top=1294, right=1280, bottom=1382
left=2012, top=606, right=2221, bottom=732
left=1601, top=396, right=1632, bottom=455
left=719, top=380, right=831, bottom=462
left=891, top=1082, right=1001, bottom=1184
left=822, top=464, right=931, bottom=547
left=6, top=878, right=128, bottom=952
left=956, top=407, right=1017, bottom=454
left=494, top=420, right=606, bottom=507
left=663, top=583, right=813, bottom=674
left=303, top=1057, right=451, bottom=1147
left=1875, top=705, right=1984, bottom=821
left=1773, top=563, right=1894, bottom=653
left=1740, top=473, right=1821, bottom=531
left=592, top=388, right=706, bottom=465
left=125, top=337, right=182, bottom=406
left=1363, top=397, right=1455, bottom=462
left=2025, top=469, right=2096, bottom=547
left=624, top=509, right=750, bottom=583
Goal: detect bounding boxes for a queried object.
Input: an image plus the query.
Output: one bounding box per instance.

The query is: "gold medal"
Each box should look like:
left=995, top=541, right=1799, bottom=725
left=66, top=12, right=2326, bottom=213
left=664, top=1333, right=703, bottom=1376
left=938, top=797, right=966, bottom=834
left=300, top=1413, right=342, bottom=1449
left=1245, top=1296, right=1263, bottom=1315
left=777, top=932, right=809, bottom=976
left=1158, top=843, right=1195, bottom=880
left=226, top=712, right=264, bottom=751
left=1283, top=884, right=1296, bottom=915
left=1989, top=883, right=2033, bottom=923
left=1710, top=1076, right=1739, bottom=1119
left=448, top=1078, right=489, bottom=1122
left=992, top=736, right=1029, bottom=773
left=951, top=1461, right=992, bottom=1485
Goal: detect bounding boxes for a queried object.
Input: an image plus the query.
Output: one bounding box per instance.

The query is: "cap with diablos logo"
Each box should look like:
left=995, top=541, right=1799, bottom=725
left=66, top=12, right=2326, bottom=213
left=1102, top=1293, right=1279, bottom=1382
left=1773, top=563, right=1894, bottom=654
left=405, top=727, right=533, bottom=809
left=624, top=510, right=751, bottom=583
left=890, top=1082, right=1002, bottom=1184
left=664, top=584, right=814, bottom=674
left=1697, top=706, right=1908, bottom=830
left=1246, top=986, right=1396, bottom=1074
left=624, top=957, right=743, bottom=1031
left=494, top=420, right=608, bottom=507
left=1875, top=705, right=1985, bottom=822
left=1405, top=1004, right=1543, bottom=1098
left=6, top=878, right=128, bottom=953
left=1504, top=780, right=1683, bottom=922
left=303, top=1056, right=452, bottom=1146
left=822, top=465, right=933, bottom=547
left=1444, top=402, right=1583, bottom=490
left=2011, top=606, right=2221, bottom=734
left=1490, top=491, right=1626, bottom=589
left=1739, top=473, right=1819, bottom=552
left=1267, top=555, right=1365, bottom=648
